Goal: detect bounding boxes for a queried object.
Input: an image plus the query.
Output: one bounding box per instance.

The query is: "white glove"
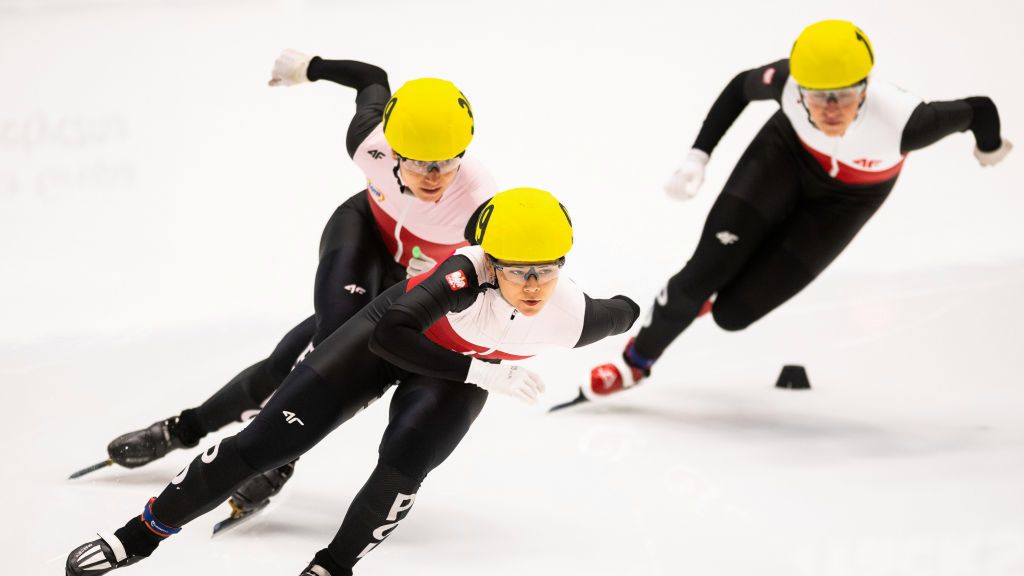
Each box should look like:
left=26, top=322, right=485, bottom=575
left=466, top=358, right=545, bottom=405
left=268, top=49, right=313, bottom=87
left=664, top=149, right=711, bottom=201
left=405, top=247, right=437, bottom=278
left=975, top=138, right=1013, bottom=167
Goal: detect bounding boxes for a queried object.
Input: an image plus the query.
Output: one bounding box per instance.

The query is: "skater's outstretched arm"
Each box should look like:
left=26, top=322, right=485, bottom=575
left=574, top=294, right=641, bottom=348
left=666, top=59, right=789, bottom=201
left=269, top=50, right=391, bottom=158
left=692, top=59, right=789, bottom=155
left=900, top=96, right=1009, bottom=161
left=304, top=57, right=391, bottom=158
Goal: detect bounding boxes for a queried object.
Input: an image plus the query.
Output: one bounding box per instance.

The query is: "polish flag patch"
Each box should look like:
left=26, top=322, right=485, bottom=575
left=445, top=270, right=468, bottom=291
left=762, top=67, right=776, bottom=85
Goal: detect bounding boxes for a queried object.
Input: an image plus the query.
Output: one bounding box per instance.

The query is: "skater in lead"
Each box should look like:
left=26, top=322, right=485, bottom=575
left=577, top=20, right=1012, bottom=400
left=76, top=49, right=496, bottom=521
left=65, top=187, right=641, bottom=575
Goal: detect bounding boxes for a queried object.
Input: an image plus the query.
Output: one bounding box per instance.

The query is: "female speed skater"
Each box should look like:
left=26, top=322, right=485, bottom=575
left=65, top=187, right=641, bottom=576
left=578, top=20, right=1012, bottom=400
left=76, top=49, right=497, bottom=521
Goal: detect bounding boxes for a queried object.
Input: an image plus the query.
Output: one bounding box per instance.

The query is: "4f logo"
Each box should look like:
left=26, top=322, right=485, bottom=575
left=716, top=231, right=739, bottom=245
left=367, top=149, right=385, bottom=160
left=853, top=158, right=881, bottom=168
left=283, top=411, right=304, bottom=426
left=345, top=284, right=366, bottom=295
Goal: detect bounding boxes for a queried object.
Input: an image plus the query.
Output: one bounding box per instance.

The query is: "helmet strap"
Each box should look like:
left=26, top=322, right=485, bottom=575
left=391, top=162, right=413, bottom=196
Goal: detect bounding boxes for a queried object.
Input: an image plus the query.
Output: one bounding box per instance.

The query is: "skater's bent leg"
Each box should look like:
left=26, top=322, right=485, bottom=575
left=115, top=351, right=387, bottom=558
left=313, top=197, right=392, bottom=345
left=156, top=363, right=378, bottom=524
left=264, top=314, right=318, bottom=381
left=712, top=194, right=889, bottom=331
left=634, top=193, right=770, bottom=360
left=315, top=377, right=488, bottom=575
left=634, top=119, right=803, bottom=363
left=711, top=246, right=816, bottom=331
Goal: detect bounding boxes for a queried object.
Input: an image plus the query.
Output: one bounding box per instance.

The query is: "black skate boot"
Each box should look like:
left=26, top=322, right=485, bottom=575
left=106, top=413, right=201, bottom=468
left=212, top=460, right=297, bottom=535
left=65, top=533, right=142, bottom=575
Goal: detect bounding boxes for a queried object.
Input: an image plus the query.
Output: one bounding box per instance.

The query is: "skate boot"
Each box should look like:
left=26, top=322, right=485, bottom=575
left=65, top=533, right=142, bottom=575
left=106, top=413, right=201, bottom=468
left=587, top=337, right=651, bottom=398
left=213, top=460, right=297, bottom=535
left=550, top=338, right=652, bottom=412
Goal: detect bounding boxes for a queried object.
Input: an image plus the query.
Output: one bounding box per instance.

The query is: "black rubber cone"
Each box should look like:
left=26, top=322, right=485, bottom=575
left=775, top=365, right=811, bottom=390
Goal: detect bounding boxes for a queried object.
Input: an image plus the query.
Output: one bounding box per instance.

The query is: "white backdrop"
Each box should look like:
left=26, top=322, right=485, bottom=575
left=2, top=2, right=1023, bottom=575
left=1, top=0, right=1020, bottom=341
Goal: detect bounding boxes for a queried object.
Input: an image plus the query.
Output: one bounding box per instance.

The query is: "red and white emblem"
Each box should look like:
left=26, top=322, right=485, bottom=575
left=853, top=158, right=882, bottom=169
left=445, top=270, right=468, bottom=291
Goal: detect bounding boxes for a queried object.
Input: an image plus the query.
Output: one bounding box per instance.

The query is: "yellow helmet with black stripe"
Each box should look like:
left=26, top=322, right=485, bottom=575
left=790, top=20, right=874, bottom=90
left=475, top=188, right=573, bottom=263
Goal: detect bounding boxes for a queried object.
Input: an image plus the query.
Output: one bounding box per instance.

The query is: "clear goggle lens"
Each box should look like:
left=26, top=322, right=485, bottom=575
left=491, top=258, right=565, bottom=285
left=799, top=82, right=866, bottom=106
left=399, top=156, right=462, bottom=175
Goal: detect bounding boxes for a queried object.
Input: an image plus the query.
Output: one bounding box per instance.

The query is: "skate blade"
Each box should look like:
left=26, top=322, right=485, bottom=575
left=211, top=500, right=270, bottom=537
left=68, top=459, right=113, bottom=479
left=548, top=389, right=590, bottom=413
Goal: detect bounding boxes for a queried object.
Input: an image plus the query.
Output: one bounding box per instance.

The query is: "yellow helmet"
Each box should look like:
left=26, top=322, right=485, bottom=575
left=790, top=20, right=874, bottom=90
left=382, top=78, right=475, bottom=161
left=474, top=188, right=573, bottom=263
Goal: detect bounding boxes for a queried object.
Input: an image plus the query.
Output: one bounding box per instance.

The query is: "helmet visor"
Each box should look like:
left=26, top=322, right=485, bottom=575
left=490, top=257, right=565, bottom=286
left=798, top=81, right=866, bottom=107
left=399, top=155, right=462, bottom=175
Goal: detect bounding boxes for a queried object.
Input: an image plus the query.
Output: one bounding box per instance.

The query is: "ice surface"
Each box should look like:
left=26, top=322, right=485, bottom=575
left=2, top=1, right=1022, bottom=574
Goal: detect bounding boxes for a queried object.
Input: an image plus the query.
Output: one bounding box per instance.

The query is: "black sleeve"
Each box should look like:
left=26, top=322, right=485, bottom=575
left=900, top=97, right=1002, bottom=154
left=305, top=57, right=392, bottom=159
left=692, top=59, right=789, bottom=155
left=574, top=295, right=640, bottom=348
left=368, top=255, right=482, bottom=382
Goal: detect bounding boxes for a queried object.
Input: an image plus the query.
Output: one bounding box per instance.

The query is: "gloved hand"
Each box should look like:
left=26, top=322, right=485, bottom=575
left=406, top=246, right=437, bottom=278
left=664, top=149, right=711, bottom=201
left=466, top=358, right=545, bottom=405
left=268, top=49, right=313, bottom=87
left=975, top=138, right=1013, bottom=167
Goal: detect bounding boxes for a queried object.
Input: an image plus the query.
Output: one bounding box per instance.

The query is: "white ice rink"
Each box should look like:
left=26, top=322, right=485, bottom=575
left=3, top=1, right=1023, bottom=574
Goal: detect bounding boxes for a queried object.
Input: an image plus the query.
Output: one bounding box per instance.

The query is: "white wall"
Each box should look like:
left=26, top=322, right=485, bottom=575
left=1, top=0, right=1021, bottom=341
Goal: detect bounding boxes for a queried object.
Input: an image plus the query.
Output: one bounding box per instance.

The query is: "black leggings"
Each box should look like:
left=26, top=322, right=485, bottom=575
left=150, top=283, right=488, bottom=575
left=634, top=113, right=896, bottom=361
left=183, top=192, right=405, bottom=437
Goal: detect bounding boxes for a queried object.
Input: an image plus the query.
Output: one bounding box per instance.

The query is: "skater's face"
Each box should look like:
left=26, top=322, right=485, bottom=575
left=394, top=151, right=461, bottom=202
left=800, top=83, right=867, bottom=137
left=491, top=259, right=562, bottom=317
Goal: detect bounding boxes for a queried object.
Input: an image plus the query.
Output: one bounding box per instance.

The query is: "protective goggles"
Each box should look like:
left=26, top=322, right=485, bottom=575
left=398, top=155, right=463, bottom=175
left=489, top=257, right=565, bottom=285
left=798, top=81, right=867, bottom=106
